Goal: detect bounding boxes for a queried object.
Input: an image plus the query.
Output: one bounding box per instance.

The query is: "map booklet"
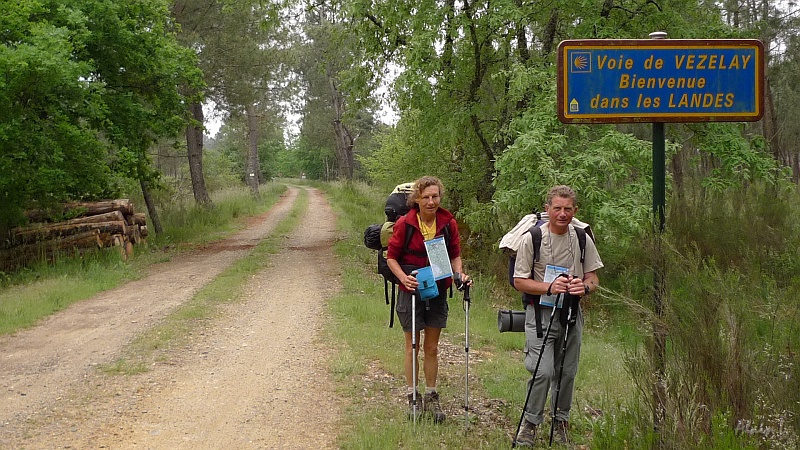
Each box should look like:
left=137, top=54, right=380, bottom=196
left=424, top=236, right=453, bottom=281
left=539, top=264, right=570, bottom=308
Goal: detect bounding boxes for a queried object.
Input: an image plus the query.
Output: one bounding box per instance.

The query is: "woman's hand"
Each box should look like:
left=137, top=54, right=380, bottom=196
left=451, top=272, right=472, bottom=291
left=404, top=273, right=419, bottom=291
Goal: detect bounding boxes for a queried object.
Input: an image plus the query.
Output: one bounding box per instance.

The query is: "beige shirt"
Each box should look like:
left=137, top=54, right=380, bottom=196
left=513, top=223, right=603, bottom=282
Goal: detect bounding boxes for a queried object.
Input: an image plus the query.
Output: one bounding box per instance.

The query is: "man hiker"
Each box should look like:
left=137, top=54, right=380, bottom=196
left=512, top=185, right=603, bottom=445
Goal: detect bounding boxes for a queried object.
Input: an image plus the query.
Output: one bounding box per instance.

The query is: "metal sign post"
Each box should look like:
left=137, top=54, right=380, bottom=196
left=649, top=31, right=668, bottom=439
left=555, top=34, right=765, bottom=438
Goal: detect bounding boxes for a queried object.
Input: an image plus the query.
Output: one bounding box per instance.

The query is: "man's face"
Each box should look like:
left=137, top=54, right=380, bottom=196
left=545, top=195, right=576, bottom=231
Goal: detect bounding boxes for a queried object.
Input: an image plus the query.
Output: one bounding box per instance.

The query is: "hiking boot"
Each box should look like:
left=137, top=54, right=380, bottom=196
left=554, top=420, right=570, bottom=444
left=423, top=391, right=446, bottom=423
left=514, top=419, right=537, bottom=447
left=407, top=391, right=422, bottom=420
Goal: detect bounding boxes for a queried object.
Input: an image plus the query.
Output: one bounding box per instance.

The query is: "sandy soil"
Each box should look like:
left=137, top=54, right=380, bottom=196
left=0, top=186, right=342, bottom=449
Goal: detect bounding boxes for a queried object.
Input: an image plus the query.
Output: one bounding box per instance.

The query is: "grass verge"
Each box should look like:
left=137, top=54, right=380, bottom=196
left=320, top=181, right=752, bottom=449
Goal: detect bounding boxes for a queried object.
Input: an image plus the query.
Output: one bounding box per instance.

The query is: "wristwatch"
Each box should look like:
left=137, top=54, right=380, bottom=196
left=584, top=284, right=591, bottom=296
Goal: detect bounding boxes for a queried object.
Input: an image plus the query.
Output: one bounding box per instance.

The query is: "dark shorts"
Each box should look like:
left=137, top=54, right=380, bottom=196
left=396, top=289, right=449, bottom=333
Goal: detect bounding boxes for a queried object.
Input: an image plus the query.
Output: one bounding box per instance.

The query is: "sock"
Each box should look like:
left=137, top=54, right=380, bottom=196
left=425, top=387, right=436, bottom=394
left=407, top=386, right=417, bottom=395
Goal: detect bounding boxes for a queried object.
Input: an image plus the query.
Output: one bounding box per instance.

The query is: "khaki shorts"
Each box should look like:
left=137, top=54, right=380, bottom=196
left=396, top=289, right=448, bottom=333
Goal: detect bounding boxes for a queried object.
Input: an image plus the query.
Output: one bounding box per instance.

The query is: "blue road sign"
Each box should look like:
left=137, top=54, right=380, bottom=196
left=557, top=39, right=764, bottom=123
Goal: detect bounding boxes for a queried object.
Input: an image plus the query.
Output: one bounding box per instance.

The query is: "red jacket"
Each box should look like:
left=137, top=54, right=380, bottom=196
left=386, top=207, right=461, bottom=292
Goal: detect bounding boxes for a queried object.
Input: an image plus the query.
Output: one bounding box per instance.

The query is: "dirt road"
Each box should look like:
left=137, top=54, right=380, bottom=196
left=0, top=186, right=342, bottom=449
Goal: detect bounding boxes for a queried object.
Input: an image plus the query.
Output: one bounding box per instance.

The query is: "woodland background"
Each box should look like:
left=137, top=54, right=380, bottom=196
left=2, top=0, right=800, bottom=447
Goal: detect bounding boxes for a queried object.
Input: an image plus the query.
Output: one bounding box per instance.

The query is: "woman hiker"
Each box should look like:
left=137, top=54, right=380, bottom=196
left=386, top=175, right=471, bottom=423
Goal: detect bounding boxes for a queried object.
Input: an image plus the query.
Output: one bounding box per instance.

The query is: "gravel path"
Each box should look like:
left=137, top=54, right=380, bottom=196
left=0, top=186, right=342, bottom=449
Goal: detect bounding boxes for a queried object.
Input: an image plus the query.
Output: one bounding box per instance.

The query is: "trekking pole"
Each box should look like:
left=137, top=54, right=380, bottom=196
left=411, top=292, right=418, bottom=425
left=457, top=274, right=472, bottom=434
left=549, top=299, right=576, bottom=446
left=512, top=301, right=559, bottom=448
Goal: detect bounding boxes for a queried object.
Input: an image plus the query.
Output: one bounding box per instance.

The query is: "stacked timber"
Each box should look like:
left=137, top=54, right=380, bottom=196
left=1, top=199, right=148, bottom=271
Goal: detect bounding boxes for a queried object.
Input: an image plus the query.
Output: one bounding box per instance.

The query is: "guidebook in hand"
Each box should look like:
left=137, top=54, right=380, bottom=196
left=424, top=236, right=453, bottom=281
left=540, top=264, right=570, bottom=308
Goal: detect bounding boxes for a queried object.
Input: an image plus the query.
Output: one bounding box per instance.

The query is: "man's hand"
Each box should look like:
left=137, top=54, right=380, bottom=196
left=549, top=273, right=571, bottom=295
left=567, top=276, right=587, bottom=296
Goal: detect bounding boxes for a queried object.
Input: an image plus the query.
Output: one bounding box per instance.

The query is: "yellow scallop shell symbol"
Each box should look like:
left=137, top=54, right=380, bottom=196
left=573, top=55, right=588, bottom=70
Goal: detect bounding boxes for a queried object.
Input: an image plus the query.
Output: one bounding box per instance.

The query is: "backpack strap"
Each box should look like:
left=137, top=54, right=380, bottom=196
left=531, top=224, right=543, bottom=262
left=403, top=222, right=425, bottom=257
left=575, top=226, right=587, bottom=264
left=379, top=222, right=425, bottom=328
left=389, top=282, right=396, bottom=328
left=525, top=224, right=545, bottom=337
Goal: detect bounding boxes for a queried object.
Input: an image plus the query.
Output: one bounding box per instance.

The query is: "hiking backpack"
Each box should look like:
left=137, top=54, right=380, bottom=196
left=363, top=183, right=451, bottom=328
left=363, top=183, right=413, bottom=328
left=498, top=212, right=594, bottom=335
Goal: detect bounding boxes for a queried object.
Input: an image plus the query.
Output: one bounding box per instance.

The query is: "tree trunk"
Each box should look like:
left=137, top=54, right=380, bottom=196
left=332, top=119, right=355, bottom=180
left=186, top=102, right=212, bottom=206
left=25, top=199, right=135, bottom=222
left=0, top=230, right=103, bottom=271
left=761, top=75, right=795, bottom=180
left=541, top=9, right=559, bottom=58
left=8, top=221, right=126, bottom=248
left=127, top=212, right=147, bottom=227
left=64, top=210, right=125, bottom=225
left=245, top=103, right=260, bottom=194
left=328, top=74, right=355, bottom=180
left=514, top=0, right=529, bottom=63
left=441, top=0, right=456, bottom=82
left=140, top=179, right=163, bottom=235
left=463, top=0, right=496, bottom=203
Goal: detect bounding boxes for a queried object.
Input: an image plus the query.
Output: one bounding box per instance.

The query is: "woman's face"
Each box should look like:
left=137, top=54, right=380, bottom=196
left=416, top=185, right=441, bottom=217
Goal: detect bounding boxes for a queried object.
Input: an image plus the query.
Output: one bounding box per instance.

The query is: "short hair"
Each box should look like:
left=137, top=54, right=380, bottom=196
left=408, top=176, right=445, bottom=208
left=546, top=185, right=577, bottom=207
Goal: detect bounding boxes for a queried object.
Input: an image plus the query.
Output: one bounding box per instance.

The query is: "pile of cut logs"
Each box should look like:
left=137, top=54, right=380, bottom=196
left=0, top=199, right=148, bottom=272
